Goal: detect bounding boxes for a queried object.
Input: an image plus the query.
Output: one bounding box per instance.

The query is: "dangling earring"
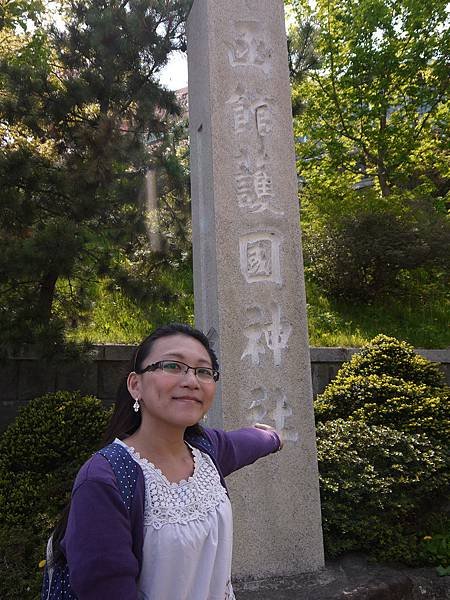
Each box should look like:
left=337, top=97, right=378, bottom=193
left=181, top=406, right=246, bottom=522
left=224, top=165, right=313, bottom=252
left=133, top=397, right=140, bottom=413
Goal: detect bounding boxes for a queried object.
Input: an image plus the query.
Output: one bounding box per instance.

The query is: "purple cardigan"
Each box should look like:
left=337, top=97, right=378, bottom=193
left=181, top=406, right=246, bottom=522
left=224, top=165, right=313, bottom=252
left=61, top=427, right=280, bottom=600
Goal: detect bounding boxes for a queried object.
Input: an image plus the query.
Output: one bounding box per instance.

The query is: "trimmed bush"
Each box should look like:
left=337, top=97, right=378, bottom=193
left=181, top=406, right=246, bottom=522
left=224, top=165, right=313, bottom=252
left=315, top=335, right=449, bottom=446
left=328, top=334, right=445, bottom=386
left=315, top=334, right=450, bottom=566
left=0, top=391, right=110, bottom=600
left=317, top=419, right=449, bottom=564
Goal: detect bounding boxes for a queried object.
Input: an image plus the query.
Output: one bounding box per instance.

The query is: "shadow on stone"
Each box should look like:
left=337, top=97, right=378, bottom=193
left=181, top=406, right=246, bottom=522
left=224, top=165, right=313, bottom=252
left=233, top=554, right=449, bottom=600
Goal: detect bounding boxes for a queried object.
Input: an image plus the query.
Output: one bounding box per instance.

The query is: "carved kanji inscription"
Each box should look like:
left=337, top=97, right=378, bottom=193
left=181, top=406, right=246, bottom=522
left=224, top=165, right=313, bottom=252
left=246, top=386, right=299, bottom=443
left=234, top=158, right=283, bottom=214
left=227, top=21, right=272, bottom=73
left=239, top=232, right=282, bottom=284
left=241, top=303, right=292, bottom=366
left=226, top=87, right=274, bottom=137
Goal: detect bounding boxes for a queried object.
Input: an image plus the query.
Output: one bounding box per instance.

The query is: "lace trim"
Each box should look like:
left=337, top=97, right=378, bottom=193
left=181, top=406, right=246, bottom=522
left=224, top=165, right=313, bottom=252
left=123, top=442, right=199, bottom=487
left=124, top=444, right=228, bottom=530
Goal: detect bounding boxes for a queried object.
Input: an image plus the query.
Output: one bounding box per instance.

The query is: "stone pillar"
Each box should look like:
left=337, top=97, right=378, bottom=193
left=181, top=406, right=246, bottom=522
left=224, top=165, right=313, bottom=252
left=187, top=0, right=324, bottom=578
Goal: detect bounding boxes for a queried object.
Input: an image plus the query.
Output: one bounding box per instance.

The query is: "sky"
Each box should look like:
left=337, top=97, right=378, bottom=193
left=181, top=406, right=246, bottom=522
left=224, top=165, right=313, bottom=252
left=158, top=51, right=188, bottom=91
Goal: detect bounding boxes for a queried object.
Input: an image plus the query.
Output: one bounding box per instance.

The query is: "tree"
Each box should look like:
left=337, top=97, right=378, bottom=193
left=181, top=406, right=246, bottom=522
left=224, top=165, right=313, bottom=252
left=287, top=16, right=320, bottom=116
left=288, top=0, right=450, bottom=300
left=0, top=0, right=191, bottom=353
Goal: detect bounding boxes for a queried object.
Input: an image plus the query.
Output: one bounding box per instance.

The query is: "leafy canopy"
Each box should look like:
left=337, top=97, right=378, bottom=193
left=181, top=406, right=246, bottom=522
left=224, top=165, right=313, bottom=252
left=290, top=0, right=449, bottom=197
left=287, top=0, right=450, bottom=302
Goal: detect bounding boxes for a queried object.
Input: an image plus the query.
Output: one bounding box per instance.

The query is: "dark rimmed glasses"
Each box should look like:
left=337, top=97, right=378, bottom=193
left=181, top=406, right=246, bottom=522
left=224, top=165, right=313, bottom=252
left=137, top=360, right=219, bottom=383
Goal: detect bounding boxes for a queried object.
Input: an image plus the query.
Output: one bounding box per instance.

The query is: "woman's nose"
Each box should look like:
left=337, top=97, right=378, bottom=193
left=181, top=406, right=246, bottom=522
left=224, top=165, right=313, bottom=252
left=181, top=367, right=200, bottom=386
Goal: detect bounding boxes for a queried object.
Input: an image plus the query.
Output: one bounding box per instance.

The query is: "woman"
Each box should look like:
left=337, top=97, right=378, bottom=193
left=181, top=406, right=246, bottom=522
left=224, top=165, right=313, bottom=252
left=45, top=323, right=282, bottom=600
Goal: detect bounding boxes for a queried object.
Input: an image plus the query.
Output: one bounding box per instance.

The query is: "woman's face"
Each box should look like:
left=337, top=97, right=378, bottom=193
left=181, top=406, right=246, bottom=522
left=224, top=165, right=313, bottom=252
left=128, top=334, right=216, bottom=431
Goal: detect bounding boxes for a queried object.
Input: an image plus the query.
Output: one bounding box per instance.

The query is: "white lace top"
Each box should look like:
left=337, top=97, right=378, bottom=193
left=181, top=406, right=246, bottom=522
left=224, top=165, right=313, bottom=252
left=115, top=439, right=235, bottom=600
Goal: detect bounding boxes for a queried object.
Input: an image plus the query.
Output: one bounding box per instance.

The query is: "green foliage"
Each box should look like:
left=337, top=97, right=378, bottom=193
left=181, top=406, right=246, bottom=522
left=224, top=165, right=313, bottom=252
left=0, top=524, right=44, bottom=600
left=0, top=0, right=44, bottom=31
left=306, top=276, right=450, bottom=348
left=67, top=271, right=194, bottom=344
left=0, top=391, right=109, bottom=525
left=330, top=335, right=444, bottom=385
left=291, top=0, right=450, bottom=303
left=292, top=0, right=449, bottom=194
left=315, top=334, right=450, bottom=564
left=287, top=15, right=320, bottom=116
left=317, top=419, right=449, bottom=563
left=419, top=533, right=450, bottom=573
left=0, top=391, right=110, bottom=599
left=315, top=335, right=449, bottom=445
left=303, top=198, right=450, bottom=301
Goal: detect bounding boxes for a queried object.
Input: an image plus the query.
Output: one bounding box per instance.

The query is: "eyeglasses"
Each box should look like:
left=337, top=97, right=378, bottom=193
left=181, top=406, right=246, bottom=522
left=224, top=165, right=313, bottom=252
left=138, top=360, right=219, bottom=383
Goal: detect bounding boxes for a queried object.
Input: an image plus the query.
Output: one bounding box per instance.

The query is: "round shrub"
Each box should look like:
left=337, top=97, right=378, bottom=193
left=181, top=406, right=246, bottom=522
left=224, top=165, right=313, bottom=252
left=0, top=391, right=110, bottom=525
left=0, top=391, right=110, bottom=600
left=317, top=419, right=449, bottom=564
left=334, top=334, right=445, bottom=387
left=303, top=204, right=450, bottom=302
left=304, top=210, right=421, bottom=301
left=315, top=335, right=449, bottom=446
left=315, top=334, right=449, bottom=566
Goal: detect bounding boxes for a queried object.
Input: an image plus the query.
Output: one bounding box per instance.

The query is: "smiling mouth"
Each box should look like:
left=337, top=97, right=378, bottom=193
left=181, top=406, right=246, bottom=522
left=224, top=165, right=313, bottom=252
left=173, top=397, right=202, bottom=405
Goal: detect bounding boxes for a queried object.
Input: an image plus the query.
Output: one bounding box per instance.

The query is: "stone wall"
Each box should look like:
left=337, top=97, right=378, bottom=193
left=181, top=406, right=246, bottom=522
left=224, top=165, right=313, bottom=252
left=1, top=346, right=448, bottom=432
left=310, top=347, right=450, bottom=395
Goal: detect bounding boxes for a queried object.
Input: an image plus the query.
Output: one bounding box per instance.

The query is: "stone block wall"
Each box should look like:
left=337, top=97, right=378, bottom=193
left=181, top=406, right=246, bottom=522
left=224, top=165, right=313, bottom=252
left=310, top=347, right=450, bottom=396
left=0, top=345, right=133, bottom=432
left=1, top=346, right=448, bottom=432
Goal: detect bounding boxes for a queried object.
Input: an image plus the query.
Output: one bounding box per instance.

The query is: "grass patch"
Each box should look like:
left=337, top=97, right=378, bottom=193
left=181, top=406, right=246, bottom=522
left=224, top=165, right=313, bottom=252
left=64, top=274, right=448, bottom=349
left=306, top=279, right=450, bottom=348
left=66, top=277, right=194, bottom=345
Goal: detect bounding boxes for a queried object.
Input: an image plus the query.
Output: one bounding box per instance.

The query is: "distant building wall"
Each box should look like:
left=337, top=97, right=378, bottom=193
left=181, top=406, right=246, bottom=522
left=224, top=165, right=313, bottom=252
left=1, top=346, right=448, bottom=432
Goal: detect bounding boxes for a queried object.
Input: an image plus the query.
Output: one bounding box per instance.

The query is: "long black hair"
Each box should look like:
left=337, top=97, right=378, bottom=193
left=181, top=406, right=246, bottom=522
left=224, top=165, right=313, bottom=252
left=51, top=323, right=219, bottom=566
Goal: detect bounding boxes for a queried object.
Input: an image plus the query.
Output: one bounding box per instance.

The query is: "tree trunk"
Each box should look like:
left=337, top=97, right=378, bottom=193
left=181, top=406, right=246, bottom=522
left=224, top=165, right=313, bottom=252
left=37, top=271, right=59, bottom=327
left=377, top=113, right=391, bottom=197
left=377, top=164, right=391, bottom=197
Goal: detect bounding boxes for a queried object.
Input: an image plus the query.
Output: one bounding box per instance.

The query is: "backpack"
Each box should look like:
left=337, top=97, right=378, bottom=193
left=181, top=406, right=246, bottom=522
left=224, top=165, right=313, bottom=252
left=41, top=443, right=139, bottom=600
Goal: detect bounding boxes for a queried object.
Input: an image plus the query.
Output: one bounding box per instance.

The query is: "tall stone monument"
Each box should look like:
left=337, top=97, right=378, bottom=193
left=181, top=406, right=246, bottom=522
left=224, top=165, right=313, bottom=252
left=187, top=0, right=324, bottom=578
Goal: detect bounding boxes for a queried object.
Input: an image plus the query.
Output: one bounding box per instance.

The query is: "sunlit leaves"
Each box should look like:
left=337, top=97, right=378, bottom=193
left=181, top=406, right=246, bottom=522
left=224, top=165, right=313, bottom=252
left=292, top=0, right=449, bottom=194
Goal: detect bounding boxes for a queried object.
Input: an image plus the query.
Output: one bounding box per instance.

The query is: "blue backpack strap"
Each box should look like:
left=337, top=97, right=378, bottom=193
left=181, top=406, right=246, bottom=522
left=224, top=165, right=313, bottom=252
left=184, top=428, right=229, bottom=493
left=184, top=428, right=216, bottom=458
left=41, top=564, right=50, bottom=600
left=97, top=442, right=139, bottom=511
